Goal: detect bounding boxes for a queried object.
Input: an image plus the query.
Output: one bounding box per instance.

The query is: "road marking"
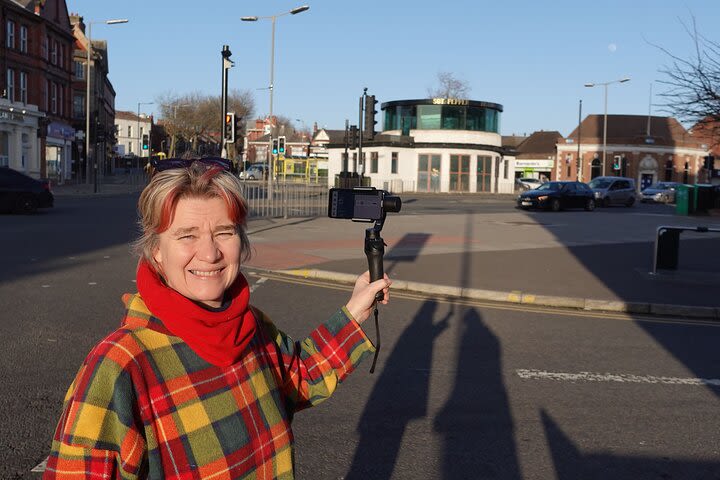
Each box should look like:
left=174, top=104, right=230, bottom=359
left=88, top=282, right=97, bottom=286
left=249, top=277, right=268, bottom=293
left=516, top=369, right=720, bottom=386
left=41, top=284, right=50, bottom=288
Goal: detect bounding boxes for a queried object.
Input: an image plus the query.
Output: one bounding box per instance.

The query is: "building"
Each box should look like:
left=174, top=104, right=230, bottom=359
left=69, top=13, right=117, bottom=181
left=1, top=0, right=75, bottom=179
left=557, top=115, right=710, bottom=190
left=326, top=98, right=514, bottom=193
left=513, top=131, right=563, bottom=182
left=115, top=110, right=152, bottom=171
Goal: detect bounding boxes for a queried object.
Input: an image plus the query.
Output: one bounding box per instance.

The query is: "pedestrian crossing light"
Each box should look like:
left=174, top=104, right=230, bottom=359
left=613, top=155, right=621, bottom=170
left=142, top=134, right=149, bottom=150
left=278, top=136, right=286, bottom=154
left=224, top=112, right=236, bottom=143
left=272, top=138, right=279, bottom=155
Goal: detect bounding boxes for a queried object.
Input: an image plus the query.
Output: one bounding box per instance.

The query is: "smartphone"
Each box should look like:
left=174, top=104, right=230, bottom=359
left=328, top=187, right=384, bottom=222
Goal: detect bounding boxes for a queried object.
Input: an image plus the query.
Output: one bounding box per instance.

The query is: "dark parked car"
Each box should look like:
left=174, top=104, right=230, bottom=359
left=0, top=167, right=54, bottom=214
left=640, top=181, right=682, bottom=204
left=517, top=181, right=595, bottom=211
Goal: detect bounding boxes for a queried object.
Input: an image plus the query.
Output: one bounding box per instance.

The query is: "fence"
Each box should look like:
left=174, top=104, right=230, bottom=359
left=240, top=181, right=329, bottom=219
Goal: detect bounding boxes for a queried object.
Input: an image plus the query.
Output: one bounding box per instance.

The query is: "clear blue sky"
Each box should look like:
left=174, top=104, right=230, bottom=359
left=67, top=0, right=718, bottom=137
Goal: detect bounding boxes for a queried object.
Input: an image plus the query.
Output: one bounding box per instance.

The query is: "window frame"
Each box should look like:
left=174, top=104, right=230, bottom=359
left=19, top=25, right=27, bottom=53
left=6, top=20, right=15, bottom=49
left=6, top=68, right=15, bottom=101
left=19, top=71, right=27, bottom=103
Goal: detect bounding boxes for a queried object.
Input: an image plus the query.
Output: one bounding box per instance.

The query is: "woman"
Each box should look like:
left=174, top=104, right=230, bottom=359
left=44, top=159, right=390, bottom=479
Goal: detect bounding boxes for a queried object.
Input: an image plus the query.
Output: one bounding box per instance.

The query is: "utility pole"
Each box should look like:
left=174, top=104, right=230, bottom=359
left=358, top=88, right=367, bottom=181
left=221, top=45, right=233, bottom=158
left=577, top=99, right=582, bottom=182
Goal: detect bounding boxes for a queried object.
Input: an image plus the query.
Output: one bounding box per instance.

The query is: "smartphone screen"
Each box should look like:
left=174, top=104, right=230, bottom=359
left=328, top=188, right=382, bottom=221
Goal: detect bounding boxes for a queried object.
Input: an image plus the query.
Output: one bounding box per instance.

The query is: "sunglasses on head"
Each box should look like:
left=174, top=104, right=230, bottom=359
left=150, top=157, right=232, bottom=172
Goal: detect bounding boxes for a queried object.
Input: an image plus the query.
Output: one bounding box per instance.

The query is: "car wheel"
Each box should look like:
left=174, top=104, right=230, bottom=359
left=625, top=196, right=635, bottom=207
left=15, top=194, right=37, bottom=214
left=585, top=198, right=596, bottom=211
left=603, top=197, right=611, bottom=208
left=550, top=199, right=561, bottom=212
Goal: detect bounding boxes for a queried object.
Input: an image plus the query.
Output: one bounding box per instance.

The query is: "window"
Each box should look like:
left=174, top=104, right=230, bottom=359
left=6, top=20, right=15, bottom=49
left=51, top=39, right=57, bottom=65
left=370, top=152, right=378, bottom=173
left=19, top=25, right=27, bottom=53
left=42, top=36, right=48, bottom=60
left=417, top=154, right=441, bottom=192
left=567, top=164, right=571, bottom=178
left=451, top=154, right=471, bottom=192
left=58, top=84, right=63, bottom=115
left=44, top=80, right=48, bottom=110
left=128, top=125, right=132, bottom=138
left=74, top=61, right=85, bottom=79
left=51, top=82, right=57, bottom=114
left=503, top=159, right=509, bottom=179
left=128, top=142, right=133, bottom=154
left=391, top=152, right=398, bottom=174
left=19, top=72, right=27, bottom=103
left=140, top=127, right=144, bottom=137
left=664, top=160, right=673, bottom=181
left=683, top=161, right=689, bottom=184
left=73, top=94, right=84, bottom=118
left=6, top=69, right=15, bottom=101
left=477, top=155, right=492, bottom=192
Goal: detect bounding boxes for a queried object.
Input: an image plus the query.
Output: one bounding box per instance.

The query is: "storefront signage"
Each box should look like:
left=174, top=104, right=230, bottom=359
left=48, top=122, right=75, bottom=140
left=0, top=111, right=25, bottom=122
left=432, top=98, right=469, bottom=106
left=515, top=160, right=554, bottom=168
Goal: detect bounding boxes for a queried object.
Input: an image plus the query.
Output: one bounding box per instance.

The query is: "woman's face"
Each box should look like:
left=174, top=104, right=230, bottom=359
left=153, top=196, right=241, bottom=308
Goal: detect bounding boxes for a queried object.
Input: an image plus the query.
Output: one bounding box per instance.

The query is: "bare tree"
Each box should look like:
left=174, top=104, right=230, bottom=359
left=656, top=15, right=720, bottom=146
left=426, top=71, right=471, bottom=99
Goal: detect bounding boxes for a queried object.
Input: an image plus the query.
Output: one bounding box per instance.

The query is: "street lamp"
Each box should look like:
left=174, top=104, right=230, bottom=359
left=137, top=101, right=153, bottom=164
left=241, top=4, right=309, bottom=196
left=584, top=77, right=630, bottom=176
left=85, top=18, right=128, bottom=192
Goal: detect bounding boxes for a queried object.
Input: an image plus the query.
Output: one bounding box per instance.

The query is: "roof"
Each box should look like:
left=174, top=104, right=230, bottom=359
left=116, top=111, right=150, bottom=122
left=516, top=131, right=563, bottom=158
left=502, top=135, right=528, bottom=148
left=564, top=115, right=703, bottom=149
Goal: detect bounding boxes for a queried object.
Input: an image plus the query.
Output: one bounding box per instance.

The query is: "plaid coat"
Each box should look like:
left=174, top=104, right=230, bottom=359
left=44, top=293, right=374, bottom=479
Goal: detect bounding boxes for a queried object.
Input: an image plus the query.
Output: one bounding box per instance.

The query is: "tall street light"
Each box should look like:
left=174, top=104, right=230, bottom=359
left=241, top=4, right=309, bottom=197
left=137, top=101, right=153, bottom=166
left=584, top=77, right=630, bottom=176
left=85, top=18, right=128, bottom=192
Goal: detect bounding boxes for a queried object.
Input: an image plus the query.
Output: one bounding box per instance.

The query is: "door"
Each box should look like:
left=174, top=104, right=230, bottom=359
left=417, top=154, right=441, bottom=192
left=476, top=155, right=492, bottom=192
left=449, top=154, right=470, bottom=192
left=640, top=174, right=653, bottom=191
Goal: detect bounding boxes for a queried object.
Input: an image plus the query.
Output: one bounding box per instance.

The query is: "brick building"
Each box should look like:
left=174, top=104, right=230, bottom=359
left=556, top=115, right=710, bottom=190
left=0, top=0, right=75, bottom=179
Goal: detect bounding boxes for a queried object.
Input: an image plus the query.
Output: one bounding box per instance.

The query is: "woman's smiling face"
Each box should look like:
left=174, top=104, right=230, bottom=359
left=152, top=196, right=241, bottom=308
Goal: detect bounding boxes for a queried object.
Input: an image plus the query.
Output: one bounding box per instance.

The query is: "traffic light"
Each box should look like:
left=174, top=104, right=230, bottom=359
left=348, top=125, right=358, bottom=149
left=364, top=95, right=378, bottom=140
left=142, top=134, right=149, bottom=150
left=272, top=138, right=279, bottom=155
left=224, top=112, right=236, bottom=143
left=234, top=116, right=244, bottom=141
left=278, top=136, right=286, bottom=154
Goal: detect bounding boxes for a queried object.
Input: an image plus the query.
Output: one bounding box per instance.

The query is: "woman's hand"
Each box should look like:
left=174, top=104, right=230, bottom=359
left=345, top=271, right=392, bottom=324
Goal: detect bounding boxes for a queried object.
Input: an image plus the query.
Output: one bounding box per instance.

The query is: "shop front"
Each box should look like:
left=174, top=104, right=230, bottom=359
left=0, top=100, right=42, bottom=176
left=514, top=159, right=553, bottom=181
left=46, top=121, right=75, bottom=184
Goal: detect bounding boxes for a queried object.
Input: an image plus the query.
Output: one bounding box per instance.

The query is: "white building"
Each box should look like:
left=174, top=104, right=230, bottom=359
left=0, top=98, right=43, bottom=177
left=115, top=110, right=152, bottom=171
left=326, top=98, right=515, bottom=193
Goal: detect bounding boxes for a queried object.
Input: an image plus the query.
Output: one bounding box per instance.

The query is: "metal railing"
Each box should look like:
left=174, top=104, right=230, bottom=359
left=240, top=181, right=329, bottom=219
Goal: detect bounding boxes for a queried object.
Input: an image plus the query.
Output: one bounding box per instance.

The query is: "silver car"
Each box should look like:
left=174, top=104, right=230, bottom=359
left=640, top=182, right=682, bottom=204
left=588, top=176, right=637, bottom=207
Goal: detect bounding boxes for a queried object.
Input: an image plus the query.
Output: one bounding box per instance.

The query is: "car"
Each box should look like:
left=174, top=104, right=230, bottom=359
left=517, top=181, right=595, bottom=211
left=588, top=176, right=637, bottom=207
left=0, top=167, right=54, bottom=214
left=238, top=164, right=268, bottom=180
left=515, top=177, right=543, bottom=191
left=640, top=181, right=682, bottom=204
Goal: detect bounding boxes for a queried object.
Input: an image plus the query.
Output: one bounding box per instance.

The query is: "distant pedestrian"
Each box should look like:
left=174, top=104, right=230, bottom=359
left=43, top=157, right=390, bottom=479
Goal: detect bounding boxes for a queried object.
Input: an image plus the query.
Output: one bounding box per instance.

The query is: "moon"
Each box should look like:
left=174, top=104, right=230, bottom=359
left=608, top=43, right=617, bottom=52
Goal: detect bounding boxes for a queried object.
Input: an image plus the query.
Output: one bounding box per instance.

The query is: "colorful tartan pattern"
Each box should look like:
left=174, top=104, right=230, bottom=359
left=44, top=294, right=374, bottom=479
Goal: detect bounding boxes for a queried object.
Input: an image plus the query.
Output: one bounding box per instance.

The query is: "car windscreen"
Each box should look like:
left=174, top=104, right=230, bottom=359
left=588, top=179, right=612, bottom=189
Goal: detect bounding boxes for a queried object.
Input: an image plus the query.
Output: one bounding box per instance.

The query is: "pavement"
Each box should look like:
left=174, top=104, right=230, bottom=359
left=242, top=209, right=720, bottom=319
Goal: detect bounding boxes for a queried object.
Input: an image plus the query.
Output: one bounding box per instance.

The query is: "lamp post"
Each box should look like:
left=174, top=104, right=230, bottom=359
left=85, top=18, right=128, bottom=192
left=137, top=101, right=153, bottom=168
left=584, top=77, right=630, bottom=176
left=241, top=5, right=309, bottom=196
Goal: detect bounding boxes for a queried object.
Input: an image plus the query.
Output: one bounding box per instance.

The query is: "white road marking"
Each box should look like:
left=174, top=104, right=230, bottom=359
left=88, top=282, right=97, bottom=286
left=516, top=369, right=720, bottom=386
left=249, top=277, right=268, bottom=293
left=104, top=255, right=111, bottom=259
left=41, top=285, right=50, bottom=288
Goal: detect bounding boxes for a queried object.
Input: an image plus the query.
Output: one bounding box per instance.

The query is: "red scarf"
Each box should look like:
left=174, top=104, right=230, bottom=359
left=136, top=260, right=257, bottom=367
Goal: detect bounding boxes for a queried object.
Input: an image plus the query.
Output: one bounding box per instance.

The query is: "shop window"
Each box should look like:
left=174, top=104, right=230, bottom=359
left=477, top=155, right=492, bottom=192
left=391, top=152, right=398, bottom=174
left=6, top=20, right=15, bottom=49
left=450, top=154, right=470, bottom=192
left=417, top=153, right=441, bottom=192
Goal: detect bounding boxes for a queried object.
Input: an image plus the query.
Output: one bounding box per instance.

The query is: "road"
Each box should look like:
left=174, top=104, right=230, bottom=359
left=1, top=193, right=719, bottom=479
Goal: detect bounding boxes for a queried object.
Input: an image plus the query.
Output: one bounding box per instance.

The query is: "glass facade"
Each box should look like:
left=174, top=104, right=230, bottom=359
left=383, top=100, right=502, bottom=133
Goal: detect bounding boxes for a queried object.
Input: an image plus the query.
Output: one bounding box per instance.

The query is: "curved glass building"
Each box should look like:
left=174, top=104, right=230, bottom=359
left=382, top=99, right=502, bottom=134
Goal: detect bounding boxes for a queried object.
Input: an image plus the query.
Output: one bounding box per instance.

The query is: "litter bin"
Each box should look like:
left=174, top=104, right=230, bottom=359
left=693, top=184, right=714, bottom=212
left=675, top=184, right=695, bottom=215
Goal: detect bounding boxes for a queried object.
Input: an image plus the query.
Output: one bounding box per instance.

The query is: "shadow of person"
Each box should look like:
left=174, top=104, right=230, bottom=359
left=433, top=307, right=521, bottom=479
left=344, top=301, right=450, bottom=479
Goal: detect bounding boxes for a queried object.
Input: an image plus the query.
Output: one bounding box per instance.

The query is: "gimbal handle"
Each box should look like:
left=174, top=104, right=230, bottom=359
left=364, top=225, right=385, bottom=302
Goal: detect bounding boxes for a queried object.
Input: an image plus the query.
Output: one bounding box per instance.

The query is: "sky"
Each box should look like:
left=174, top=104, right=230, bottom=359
left=66, top=0, right=719, bottom=137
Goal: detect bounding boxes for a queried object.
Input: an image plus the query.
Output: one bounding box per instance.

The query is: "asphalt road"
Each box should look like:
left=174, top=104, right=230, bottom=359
left=2, top=194, right=720, bottom=479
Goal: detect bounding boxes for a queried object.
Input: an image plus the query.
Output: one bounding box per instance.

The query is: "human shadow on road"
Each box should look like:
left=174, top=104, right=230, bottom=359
left=344, top=300, right=450, bottom=479
left=433, top=306, right=521, bottom=479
